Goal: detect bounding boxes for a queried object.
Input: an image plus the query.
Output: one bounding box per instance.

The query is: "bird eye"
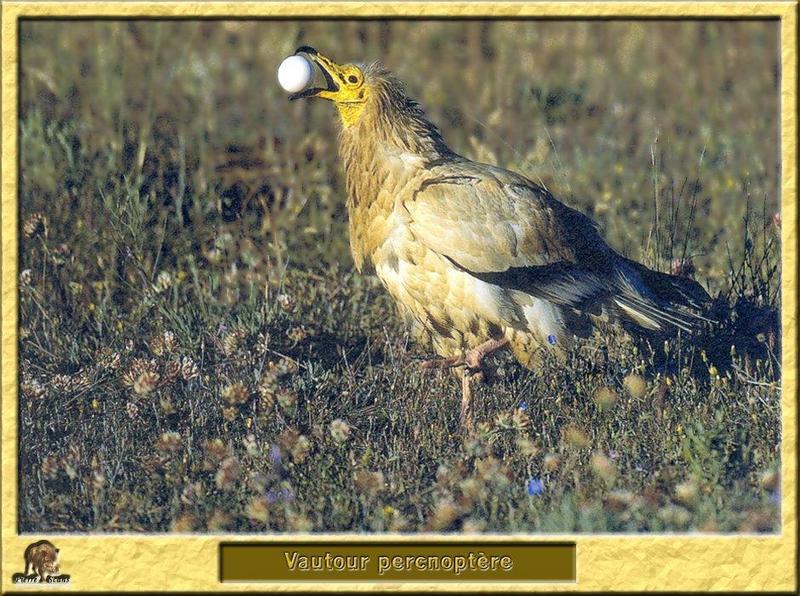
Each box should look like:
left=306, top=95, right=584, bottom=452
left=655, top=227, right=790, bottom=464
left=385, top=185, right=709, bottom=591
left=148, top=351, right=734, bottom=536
left=348, top=75, right=359, bottom=84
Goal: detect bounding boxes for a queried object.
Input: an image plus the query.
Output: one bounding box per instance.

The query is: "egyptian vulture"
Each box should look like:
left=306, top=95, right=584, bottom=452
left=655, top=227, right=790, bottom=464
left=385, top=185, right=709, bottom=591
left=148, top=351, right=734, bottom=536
left=289, top=46, right=710, bottom=426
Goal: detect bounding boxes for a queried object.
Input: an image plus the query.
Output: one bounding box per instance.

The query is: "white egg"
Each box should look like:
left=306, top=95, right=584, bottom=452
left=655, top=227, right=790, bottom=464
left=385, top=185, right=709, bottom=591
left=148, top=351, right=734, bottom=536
left=278, top=55, right=313, bottom=93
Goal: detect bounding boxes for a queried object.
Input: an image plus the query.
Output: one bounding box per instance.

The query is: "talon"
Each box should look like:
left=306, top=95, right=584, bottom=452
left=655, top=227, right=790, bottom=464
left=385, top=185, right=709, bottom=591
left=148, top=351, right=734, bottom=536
left=465, top=365, right=483, bottom=376
left=420, top=356, right=464, bottom=369
left=418, top=337, right=510, bottom=429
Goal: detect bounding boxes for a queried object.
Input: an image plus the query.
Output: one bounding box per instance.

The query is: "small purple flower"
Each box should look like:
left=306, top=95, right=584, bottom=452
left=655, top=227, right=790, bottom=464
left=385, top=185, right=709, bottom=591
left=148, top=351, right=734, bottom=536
left=770, top=489, right=780, bottom=506
left=518, top=401, right=528, bottom=412
left=266, top=486, right=295, bottom=505
left=608, top=450, right=620, bottom=460
left=547, top=334, right=557, bottom=346
left=268, top=444, right=282, bottom=465
left=526, top=477, right=544, bottom=496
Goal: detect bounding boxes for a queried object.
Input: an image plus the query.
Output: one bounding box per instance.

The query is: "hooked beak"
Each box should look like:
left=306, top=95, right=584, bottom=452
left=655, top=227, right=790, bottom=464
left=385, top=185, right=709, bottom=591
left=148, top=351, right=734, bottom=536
left=289, top=46, right=341, bottom=101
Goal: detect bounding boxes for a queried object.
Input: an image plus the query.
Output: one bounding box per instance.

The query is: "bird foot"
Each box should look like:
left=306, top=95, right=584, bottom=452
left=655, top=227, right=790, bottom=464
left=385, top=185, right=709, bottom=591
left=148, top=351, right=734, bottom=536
left=420, top=337, right=510, bottom=374
left=464, top=337, right=511, bottom=371
left=419, top=338, right=510, bottom=429
left=420, top=355, right=465, bottom=370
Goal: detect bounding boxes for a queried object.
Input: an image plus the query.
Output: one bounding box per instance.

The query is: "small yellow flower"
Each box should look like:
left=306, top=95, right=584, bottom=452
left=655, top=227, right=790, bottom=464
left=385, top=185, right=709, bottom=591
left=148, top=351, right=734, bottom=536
left=275, top=390, right=297, bottom=414
left=222, top=328, right=247, bottom=357
left=156, top=431, right=183, bottom=454
left=150, top=331, right=178, bottom=357
left=604, top=490, right=634, bottom=512
left=207, top=510, right=233, bottom=532
left=203, top=439, right=230, bottom=471
left=287, top=512, right=313, bottom=532
left=160, top=395, right=175, bottom=414
left=543, top=453, right=561, bottom=472
left=290, top=435, right=312, bottom=463
left=428, top=497, right=460, bottom=531
left=623, top=374, right=647, bottom=399
left=41, top=456, right=59, bottom=480
left=287, top=325, right=309, bottom=343
left=330, top=419, right=351, bottom=444
left=181, top=356, right=200, bottom=381
left=215, top=457, right=241, bottom=490
left=170, top=513, right=197, bottom=533
left=564, top=425, right=590, bottom=449
left=760, top=469, right=779, bottom=491
left=590, top=452, right=617, bottom=485
left=515, top=436, right=538, bottom=456
left=163, top=359, right=181, bottom=383
left=245, top=496, right=269, bottom=523
left=22, top=213, right=47, bottom=238
left=594, top=387, right=618, bottom=411
left=674, top=481, right=699, bottom=506
left=133, top=371, right=160, bottom=395
left=221, top=382, right=250, bottom=406
left=354, top=469, right=385, bottom=496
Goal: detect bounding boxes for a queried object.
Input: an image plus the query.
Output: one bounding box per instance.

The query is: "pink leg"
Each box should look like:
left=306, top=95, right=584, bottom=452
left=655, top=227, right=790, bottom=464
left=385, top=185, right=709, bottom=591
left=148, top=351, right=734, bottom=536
left=461, top=370, right=473, bottom=429
left=421, top=337, right=510, bottom=371
left=420, top=354, right=464, bottom=369
left=464, top=337, right=510, bottom=371
left=462, top=337, right=509, bottom=428
left=420, top=337, right=511, bottom=428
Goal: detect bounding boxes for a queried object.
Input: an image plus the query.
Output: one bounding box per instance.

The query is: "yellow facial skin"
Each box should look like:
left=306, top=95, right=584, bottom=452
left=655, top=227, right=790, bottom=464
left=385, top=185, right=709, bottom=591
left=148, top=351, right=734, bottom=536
left=294, top=49, right=369, bottom=127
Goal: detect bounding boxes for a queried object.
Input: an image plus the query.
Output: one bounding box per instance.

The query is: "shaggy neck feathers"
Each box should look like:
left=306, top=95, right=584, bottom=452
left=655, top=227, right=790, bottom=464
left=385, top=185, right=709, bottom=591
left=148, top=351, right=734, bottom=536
left=340, top=68, right=450, bottom=155
left=337, top=64, right=455, bottom=271
left=339, top=65, right=453, bottom=205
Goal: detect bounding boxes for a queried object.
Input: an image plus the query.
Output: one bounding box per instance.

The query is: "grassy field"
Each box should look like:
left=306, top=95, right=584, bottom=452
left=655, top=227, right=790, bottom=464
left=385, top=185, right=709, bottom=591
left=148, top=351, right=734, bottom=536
left=17, top=20, right=781, bottom=533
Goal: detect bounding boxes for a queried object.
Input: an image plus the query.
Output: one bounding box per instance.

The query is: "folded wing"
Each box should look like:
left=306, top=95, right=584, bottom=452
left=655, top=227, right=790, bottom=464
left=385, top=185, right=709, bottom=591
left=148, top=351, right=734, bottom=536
left=403, top=162, right=709, bottom=333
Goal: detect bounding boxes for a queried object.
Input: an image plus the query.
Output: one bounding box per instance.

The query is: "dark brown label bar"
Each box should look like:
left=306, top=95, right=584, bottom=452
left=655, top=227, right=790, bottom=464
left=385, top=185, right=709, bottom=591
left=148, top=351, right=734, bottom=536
left=220, top=542, right=576, bottom=582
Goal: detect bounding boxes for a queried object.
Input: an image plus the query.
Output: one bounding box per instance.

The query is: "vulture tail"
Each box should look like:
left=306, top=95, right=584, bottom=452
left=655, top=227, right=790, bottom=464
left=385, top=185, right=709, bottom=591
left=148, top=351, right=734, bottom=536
left=617, top=260, right=713, bottom=332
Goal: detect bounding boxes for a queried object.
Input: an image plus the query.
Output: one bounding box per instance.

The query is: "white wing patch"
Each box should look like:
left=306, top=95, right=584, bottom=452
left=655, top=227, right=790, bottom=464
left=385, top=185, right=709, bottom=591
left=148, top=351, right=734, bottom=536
left=468, top=273, right=507, bottom=322
left=518, top=294, right=567, bottom=346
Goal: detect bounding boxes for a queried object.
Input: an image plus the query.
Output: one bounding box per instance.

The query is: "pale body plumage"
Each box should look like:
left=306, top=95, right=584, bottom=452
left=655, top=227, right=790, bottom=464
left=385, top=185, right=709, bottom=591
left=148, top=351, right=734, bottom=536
left=290, top=49, right=709, bottom=409
left=344, top=144, right=582, bottom=366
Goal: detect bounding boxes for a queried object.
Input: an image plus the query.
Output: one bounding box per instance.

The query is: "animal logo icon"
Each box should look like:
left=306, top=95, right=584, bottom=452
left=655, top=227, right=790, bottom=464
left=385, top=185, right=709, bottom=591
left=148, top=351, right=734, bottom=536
left=25, top=540, right=60, bottom=581
left=11, top=540, right=70, bottom=584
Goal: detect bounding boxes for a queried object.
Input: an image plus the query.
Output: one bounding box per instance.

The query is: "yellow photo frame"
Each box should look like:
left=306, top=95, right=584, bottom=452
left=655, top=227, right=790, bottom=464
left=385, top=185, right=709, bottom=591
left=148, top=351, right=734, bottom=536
left=1, top=2, right=796, bottom=592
